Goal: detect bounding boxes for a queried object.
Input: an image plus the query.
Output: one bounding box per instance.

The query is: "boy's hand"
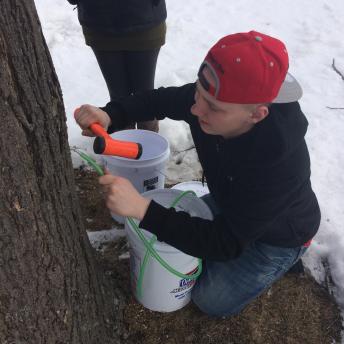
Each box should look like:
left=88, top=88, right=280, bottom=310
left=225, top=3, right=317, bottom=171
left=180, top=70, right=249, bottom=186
left=74, top=105, right=111, bottom=137
left=99, top=172, right=151, bottom=220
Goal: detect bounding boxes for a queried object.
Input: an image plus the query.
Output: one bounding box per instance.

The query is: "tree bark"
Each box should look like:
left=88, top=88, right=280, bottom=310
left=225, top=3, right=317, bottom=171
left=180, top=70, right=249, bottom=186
left=0, top=1, right=123, bottom=343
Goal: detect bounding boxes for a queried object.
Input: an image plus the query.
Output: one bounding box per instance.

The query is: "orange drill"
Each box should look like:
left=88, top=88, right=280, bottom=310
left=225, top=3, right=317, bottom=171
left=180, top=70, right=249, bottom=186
left=74, top=109, right=142, bottom=160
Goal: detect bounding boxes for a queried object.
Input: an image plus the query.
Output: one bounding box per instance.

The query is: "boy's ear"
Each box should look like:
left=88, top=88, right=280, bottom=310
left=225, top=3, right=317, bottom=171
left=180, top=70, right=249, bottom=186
left=251, top=105, right=269, bottom=123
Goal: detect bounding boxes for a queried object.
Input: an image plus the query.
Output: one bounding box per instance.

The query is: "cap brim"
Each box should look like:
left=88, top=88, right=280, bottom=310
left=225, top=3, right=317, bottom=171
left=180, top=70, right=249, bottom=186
left=273, top=72, right=303, bottom=103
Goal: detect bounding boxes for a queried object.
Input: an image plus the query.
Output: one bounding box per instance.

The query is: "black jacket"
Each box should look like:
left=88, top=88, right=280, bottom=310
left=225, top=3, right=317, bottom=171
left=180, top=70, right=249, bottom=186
left=67, top=0, right=167, bottom=35
left=103, top=83, right=321, bottom=260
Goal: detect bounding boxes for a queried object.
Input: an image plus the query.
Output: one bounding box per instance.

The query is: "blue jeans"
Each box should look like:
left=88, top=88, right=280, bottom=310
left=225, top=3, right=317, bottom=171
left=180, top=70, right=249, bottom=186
left=191, top=194, right=308, bottom=317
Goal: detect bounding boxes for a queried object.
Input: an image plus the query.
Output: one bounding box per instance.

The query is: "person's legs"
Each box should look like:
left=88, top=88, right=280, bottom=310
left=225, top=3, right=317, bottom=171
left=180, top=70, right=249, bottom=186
left=125, top=49, right=161, bottom=132
left=91, top=49, right=129, bottom=100
left=91, top=49, right=135, bottom=129
left=194, top=193, right=308, bottom=317
left=192, top=242, right=307, bottom=317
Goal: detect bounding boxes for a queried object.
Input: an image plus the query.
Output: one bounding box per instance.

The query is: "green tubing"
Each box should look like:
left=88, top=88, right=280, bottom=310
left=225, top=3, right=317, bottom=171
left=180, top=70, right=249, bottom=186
left=136, top=235, right=157, bottom=298
left=71, top=148, right=104, bottom=176
left=128, top=190, right=203, bottom=298
left=72, top=148, right=202, bottom=297
left=169, top=190, right=197, bottom=208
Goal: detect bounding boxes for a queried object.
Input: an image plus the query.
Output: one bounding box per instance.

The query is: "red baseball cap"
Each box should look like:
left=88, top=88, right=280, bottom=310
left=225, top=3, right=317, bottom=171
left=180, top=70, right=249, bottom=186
left=198, top=30, right=302, bottom=104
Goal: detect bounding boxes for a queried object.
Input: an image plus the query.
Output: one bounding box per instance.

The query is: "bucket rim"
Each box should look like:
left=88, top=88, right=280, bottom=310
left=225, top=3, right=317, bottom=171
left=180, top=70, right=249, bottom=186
left=171, top=181, right=209, bottom=197
left=108, top=129, right=170, bottom=163
left=171, top=181, right=208, bottom=188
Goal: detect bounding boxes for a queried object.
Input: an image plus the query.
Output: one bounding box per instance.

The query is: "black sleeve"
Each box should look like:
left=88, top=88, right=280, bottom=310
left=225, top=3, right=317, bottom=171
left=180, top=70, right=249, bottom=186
left=139, top=201, right=243, bottom=261
left=102, top=83, right=196, bottom=133
left=139, top=175, right=300, bottom=261
left=67, top=0, right=78, bottom=4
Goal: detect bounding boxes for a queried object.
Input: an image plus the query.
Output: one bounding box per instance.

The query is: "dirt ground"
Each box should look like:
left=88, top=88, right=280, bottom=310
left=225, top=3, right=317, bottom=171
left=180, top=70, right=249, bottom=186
left=75, top=168, right=343, bottom=344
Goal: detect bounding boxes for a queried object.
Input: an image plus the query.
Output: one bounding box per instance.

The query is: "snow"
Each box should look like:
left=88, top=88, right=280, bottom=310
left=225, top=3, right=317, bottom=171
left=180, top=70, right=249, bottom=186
left=34, top=0, right=344, bottom=331
left=87, top=228, right=126, bottom=252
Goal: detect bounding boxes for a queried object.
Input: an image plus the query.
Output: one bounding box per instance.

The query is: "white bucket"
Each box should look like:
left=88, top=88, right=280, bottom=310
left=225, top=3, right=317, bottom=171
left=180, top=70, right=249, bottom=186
left=102, top=129, right=170, bottom=223
left=125, top=189, right=213, bottom=312
left=172, top=181, right=209, bottom=197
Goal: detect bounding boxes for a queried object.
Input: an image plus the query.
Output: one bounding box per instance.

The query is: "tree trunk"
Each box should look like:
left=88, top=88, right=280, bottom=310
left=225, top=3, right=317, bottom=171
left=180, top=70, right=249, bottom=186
left=0, top=1, right=123, bottom=343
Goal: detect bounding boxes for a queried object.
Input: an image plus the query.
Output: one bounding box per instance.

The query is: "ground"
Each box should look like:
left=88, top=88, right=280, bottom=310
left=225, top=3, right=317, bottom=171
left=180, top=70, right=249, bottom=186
left=75, top=168, right=343, bottom=344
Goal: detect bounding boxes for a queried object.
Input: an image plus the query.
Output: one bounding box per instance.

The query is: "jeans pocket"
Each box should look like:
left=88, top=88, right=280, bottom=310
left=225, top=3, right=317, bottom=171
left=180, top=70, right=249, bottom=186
left=253, top=241, right=300, bottom=270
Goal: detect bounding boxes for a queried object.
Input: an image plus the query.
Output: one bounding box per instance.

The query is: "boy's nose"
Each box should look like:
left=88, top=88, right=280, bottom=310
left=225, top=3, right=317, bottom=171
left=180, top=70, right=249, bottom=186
left=191, top=99, right=207, bottom=118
